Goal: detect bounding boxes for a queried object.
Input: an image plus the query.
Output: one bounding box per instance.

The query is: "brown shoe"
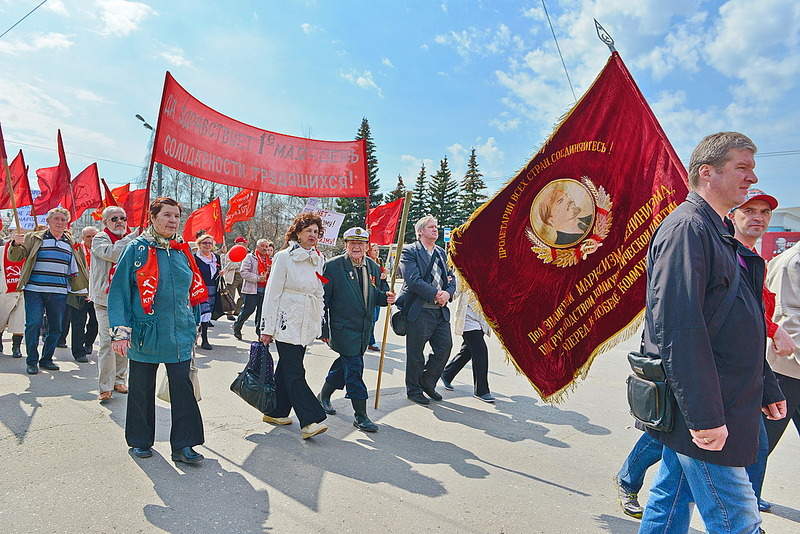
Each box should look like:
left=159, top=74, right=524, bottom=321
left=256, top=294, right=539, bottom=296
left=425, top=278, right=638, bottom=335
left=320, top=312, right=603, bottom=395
left=113, top=384, right=129, bottom=394
left=99, top=391, right=112, bottom=402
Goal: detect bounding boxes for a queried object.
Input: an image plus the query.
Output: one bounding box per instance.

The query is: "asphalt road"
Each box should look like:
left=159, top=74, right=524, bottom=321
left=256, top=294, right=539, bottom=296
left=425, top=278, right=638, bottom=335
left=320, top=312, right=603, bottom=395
left=1, top=311, right=798, bottom=533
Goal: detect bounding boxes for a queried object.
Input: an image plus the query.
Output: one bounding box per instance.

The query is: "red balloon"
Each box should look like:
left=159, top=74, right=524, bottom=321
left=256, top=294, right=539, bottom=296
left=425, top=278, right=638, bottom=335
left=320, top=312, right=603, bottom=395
left=228, top=244, right=248, bottom=262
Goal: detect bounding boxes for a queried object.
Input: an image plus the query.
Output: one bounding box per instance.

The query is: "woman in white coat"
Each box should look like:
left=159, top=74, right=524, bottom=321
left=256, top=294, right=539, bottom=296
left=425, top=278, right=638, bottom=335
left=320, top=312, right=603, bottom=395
left=259, top=213, right=328, bottom=439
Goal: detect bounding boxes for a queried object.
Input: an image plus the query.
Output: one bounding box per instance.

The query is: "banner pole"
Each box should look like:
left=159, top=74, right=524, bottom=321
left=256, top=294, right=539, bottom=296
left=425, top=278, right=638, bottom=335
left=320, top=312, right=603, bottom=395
left=142, top=72, right=170, bottom=228
left=374, top=190, right=412, bottom=409
left=1, top=156, right=21, bottom=231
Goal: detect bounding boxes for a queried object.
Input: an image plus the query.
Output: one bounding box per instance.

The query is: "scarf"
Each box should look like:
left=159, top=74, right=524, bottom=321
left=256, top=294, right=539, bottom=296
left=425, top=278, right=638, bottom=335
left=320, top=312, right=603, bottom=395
left=135, top=228, right=208, bottom=314
left=255, top=250, right=271, bottom=287
left=103, top=228, right=125, bottom=293
left=3, top=242, right=24, bottom=292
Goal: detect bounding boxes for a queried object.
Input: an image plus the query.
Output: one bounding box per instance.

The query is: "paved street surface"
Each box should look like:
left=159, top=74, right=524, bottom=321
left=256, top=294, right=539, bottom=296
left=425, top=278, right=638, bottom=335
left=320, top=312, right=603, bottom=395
left=1, top=310, right=798, bottom=533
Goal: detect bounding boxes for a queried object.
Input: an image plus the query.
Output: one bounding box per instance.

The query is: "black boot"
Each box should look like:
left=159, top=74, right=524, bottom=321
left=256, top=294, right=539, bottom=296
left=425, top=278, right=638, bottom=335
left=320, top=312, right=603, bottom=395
left=317, top=381, right=337, bottom=415
left=200, top=324, right=212, bottom=350
left=352, top=399, right=378, bottom=432
left=11, top=335, right=23, bottom=358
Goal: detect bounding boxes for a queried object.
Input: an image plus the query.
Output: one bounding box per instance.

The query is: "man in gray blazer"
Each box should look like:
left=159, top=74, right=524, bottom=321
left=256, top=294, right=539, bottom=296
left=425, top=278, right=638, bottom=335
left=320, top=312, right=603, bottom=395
left=398, top=215, right=456, bottom=405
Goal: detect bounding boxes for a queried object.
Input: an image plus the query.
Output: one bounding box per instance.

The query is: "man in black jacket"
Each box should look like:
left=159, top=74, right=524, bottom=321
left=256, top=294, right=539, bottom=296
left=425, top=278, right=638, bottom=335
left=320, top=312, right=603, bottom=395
left=639, top=132, right=786, bottom=534
left=398, top=215, right=456, bottom=405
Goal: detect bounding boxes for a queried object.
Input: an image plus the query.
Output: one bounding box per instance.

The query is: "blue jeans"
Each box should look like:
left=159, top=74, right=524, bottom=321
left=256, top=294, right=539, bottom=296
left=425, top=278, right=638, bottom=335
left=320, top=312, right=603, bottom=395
left=639, top=445, right=761, bottom=534
left=618, top=431, right=663, bottom=493
left=744, top=416, right=769, bottom=501
left=24, top=290, right=67, bottom=366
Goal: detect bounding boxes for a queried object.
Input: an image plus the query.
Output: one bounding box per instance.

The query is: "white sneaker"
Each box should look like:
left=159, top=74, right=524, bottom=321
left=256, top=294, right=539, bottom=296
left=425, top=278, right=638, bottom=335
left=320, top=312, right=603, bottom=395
left=262, top=415, right=293, bottom=425
left=301, top=422, right=328, bottom=439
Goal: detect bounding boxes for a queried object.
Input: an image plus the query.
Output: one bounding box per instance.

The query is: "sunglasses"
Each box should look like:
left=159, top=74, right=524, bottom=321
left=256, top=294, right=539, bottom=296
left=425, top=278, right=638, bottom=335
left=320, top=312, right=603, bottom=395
left=110, top=216, right=127, bottom=222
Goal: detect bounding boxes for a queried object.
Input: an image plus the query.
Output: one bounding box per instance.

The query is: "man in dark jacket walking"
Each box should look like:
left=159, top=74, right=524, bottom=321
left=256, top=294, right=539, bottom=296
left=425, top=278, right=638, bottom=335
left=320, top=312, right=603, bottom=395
left=318, top=227, right=394, bottom=432
left=639, top=132, right=786, bottom=534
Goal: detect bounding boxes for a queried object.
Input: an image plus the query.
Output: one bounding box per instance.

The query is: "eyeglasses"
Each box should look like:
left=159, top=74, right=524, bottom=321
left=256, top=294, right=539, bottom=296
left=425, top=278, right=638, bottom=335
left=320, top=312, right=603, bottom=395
left=110, top=216, right=127, bottom=222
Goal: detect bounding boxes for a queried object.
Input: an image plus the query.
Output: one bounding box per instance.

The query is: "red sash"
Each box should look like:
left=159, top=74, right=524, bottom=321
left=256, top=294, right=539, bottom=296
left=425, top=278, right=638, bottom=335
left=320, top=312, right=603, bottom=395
left=255, top=251, right=271, bottom=287
left=135, top=241, right=209, bottom=314
left=3, top=242, right=24, bottom=293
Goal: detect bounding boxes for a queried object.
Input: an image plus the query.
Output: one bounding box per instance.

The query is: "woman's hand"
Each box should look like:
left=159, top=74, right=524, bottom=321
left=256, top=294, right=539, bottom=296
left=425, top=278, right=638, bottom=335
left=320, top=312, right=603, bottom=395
left=260, top=334, right=273, bottom=345
left=112, top=339, right=130, bottom=357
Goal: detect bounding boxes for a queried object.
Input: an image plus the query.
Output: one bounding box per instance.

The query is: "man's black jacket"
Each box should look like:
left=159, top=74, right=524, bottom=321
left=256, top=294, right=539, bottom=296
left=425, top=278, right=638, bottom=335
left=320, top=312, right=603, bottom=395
left=644, top=192, right=784, bottom=466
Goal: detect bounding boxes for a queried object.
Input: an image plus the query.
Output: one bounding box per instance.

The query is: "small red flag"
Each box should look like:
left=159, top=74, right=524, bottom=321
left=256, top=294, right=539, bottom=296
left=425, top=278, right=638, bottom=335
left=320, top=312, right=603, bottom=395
left=366, top=198, right=404, bottom=245
left=224, top=189, right=258, bottom=232
left=92, top=180, right=128, bottom=220
left=183, top=198, right=224, bottom=243
left=0, top=150, right=34, bottom=209
left=34, top=130, right=71, bottom=213
left=0, top=122, right=8, bottom=161
left=64, top=163, right=102, bottom=222
left=122, top=189, right=149, bottom=229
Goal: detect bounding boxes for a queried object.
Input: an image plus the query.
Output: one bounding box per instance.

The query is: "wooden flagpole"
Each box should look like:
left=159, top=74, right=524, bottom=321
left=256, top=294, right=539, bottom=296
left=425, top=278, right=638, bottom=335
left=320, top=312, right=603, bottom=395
left=141, top=72, right=170, bottom=228
left=374, top=190, right=412, bottom=409
left=1, top=155, right=21, bottom=231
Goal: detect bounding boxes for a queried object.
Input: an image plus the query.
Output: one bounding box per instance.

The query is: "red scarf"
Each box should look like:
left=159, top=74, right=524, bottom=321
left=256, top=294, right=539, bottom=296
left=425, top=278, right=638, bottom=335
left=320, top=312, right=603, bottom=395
left=3, top=242, right=24, bottom=293
left=135, top=240, right=209, bottom=314
left=104, top=228, right=124, bottom=294
left=255, top=251, right=271, bottom=288
left=73, top=242, right=91, bottom=270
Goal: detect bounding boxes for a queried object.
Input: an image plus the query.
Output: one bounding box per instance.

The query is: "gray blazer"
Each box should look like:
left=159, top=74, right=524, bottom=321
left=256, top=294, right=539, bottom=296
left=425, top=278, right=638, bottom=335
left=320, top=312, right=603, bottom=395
left=397, top=241, right=456, bottom=322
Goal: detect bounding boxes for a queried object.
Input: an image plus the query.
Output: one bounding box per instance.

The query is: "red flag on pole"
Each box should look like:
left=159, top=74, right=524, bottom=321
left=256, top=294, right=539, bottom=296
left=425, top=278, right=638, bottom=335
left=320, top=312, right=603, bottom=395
left=92, top=182, right=130, bottom=220
left=64, top=163, right=102, bottom=222
left=122, top=189, right=149, bottom=229
left=0, top=150, right=34, bottom=209
left=34, top=130, right=71, bottom=213
left=366, top=198, right=404, bottom=245
left=183, top=198, right=224, bottom=243
left=224, top=189, right=258, bottom=232
left=449, top=52, right=689, bottom=401
left=0, top=121, right=7, bottom=161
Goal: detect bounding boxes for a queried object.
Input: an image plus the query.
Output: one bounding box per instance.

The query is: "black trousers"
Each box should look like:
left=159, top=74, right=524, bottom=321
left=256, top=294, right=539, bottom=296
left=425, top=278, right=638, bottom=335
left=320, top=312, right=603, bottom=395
left=764, top=372, right=800, bottom=454
left=233, top=291, right=264, bottom=336
left=405, top=307, right=452, bottom=396
left=126, top=359, right=204, bottom=451
left=441, top=329, right=490, bottom=396
left=268, top=341, right=326, bottom=428
left=70, top=300, right=98, bottom=358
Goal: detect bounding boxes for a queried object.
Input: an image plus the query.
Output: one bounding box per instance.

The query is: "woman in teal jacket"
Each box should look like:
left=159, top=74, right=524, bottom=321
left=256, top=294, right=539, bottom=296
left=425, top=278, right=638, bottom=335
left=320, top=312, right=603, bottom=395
left=109, top=197, right=205, bottom=465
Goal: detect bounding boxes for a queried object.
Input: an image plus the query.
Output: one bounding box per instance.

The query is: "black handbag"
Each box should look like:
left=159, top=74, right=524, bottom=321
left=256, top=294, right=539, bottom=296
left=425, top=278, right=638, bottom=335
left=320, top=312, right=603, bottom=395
left=230, top=342, right=277, bottom=415
left=627, top=245, right=742, bottom=432
left=212, top=277, right=236, bottom=320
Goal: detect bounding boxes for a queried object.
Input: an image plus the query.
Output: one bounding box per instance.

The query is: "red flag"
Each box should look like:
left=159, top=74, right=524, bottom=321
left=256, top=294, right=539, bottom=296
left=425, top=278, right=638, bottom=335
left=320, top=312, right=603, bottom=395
left=151, top=72, right=368, bottom=197
left=366, top=198, right=404, bottom=245
left=0, top=151, right=34, bottom=209
left=449, top=52, right=688, bottom=401
left=183, top=198, right=224, bottom=243
left=0, top=122, right=8, bottom=161
left=64, top=163, right=102, bottom=222
left=224, top=189, right=258, bottom=232
left=34, top=130, right=71, bottom=213
left=92, top=181, right=128, bottom=220
left=122, top=189, right=148, bottom=229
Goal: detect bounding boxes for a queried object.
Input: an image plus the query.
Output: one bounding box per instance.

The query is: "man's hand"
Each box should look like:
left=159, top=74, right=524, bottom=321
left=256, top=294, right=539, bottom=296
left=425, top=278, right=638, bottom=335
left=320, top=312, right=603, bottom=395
left=771, top=326, right=797, bottom=357
left=386, top=291, right=396, bottom=305
left=258, top=274, right=267, bottom=282
left=11, top=232, right=24, bottom=246
left=259, top=334, right=273, bottom=345
left=690, top=425, right=728, bottom=451
left=762, top=400, right=787, bottom=421
left=111, top=339, right=130, bottom=357
left=435, top=290, right=450, bottom=306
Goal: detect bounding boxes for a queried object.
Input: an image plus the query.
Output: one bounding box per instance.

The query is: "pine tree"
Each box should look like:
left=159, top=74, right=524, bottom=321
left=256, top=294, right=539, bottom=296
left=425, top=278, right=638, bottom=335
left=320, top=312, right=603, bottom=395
left=406, top=163, right=429, bottom=242
left=457, top=148, right=488, bottom=225
left=384, top=174, right=406, bottom=203
left=427, top=156, right=459, bottom=247
left=336, top=117, right=382, bottom=232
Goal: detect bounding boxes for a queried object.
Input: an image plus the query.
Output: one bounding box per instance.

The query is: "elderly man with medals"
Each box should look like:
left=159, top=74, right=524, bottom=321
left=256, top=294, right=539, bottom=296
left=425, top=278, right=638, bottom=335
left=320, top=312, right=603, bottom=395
left=318, top=227, right=395, bottom=432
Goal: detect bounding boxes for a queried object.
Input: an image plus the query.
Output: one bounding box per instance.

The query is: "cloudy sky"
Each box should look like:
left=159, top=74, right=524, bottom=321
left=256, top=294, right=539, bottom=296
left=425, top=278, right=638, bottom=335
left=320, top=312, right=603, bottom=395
left=1, top=0, right=799, bottom=206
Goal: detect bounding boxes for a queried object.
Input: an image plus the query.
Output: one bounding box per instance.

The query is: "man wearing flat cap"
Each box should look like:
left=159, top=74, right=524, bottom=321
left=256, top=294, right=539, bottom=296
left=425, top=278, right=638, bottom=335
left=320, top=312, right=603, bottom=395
left=318, top=227, right=394, bottom=432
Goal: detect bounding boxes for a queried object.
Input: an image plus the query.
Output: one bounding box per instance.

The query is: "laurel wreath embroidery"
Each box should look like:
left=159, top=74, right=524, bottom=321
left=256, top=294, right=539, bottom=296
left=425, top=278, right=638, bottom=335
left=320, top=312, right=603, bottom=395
left=526, top=177, right=613, bottom=267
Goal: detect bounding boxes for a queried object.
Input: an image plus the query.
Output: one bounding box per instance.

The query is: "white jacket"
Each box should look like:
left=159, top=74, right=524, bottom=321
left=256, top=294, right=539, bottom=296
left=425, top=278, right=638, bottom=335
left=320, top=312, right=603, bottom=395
left=766, top=241, right=800, bottom=379
left=259, top=243, right=324, bottom=346
left=90, top=229, right=139, bottom=307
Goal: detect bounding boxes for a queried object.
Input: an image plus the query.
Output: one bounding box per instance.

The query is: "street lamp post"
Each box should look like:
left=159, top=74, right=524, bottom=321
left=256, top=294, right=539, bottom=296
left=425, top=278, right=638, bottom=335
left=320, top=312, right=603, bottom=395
left=135, top=114, right=163, bottom=197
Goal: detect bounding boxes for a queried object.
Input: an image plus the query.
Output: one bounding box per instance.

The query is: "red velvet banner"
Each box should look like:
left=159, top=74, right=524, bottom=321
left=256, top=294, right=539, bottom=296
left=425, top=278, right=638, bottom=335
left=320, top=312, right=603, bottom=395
left=151, top=73, right=368, bottom=198
left=450, top=53, right=689, bottom=400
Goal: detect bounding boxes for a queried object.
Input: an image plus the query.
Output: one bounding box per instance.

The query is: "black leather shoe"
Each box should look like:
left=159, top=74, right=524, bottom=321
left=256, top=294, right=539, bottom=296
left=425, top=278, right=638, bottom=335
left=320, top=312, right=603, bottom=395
left=354, top=413, right=379, bottom=432
left=12, top=348, right=23, bottom=358
left=441, top=377, right=454, bottom=391
left=423, top=387, right=442, bottom=401
left=26, top=364, right=38, bottom=375
left=56, top=343, right=67, bottom=349
left=39, top=361, right=60, bottom=371
left=172, top=447, right=204, bottom=465
left=233, top=330, right=243, bottom=341
left=74, top=354, right=89, bottom=363
left=407, top=393, right=430, bottom=405
left=131, top=447, right=153, bottom=458
left=200, top=341, right=213, bottom=350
